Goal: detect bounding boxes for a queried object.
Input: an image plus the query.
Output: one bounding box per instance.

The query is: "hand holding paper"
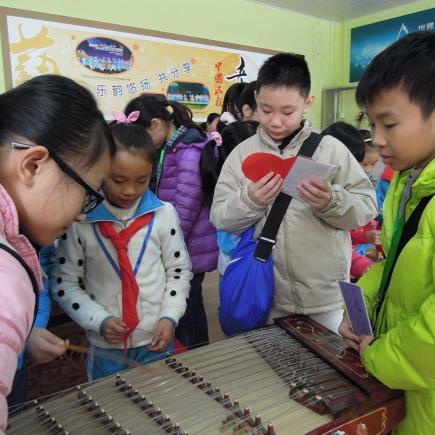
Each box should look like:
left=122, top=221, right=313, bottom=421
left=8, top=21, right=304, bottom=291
left=339, top=281, right=373, bottom=337
left=247, top=172, right=283, bottom=207
left=297, top=177, right=332, bottom=210
left=338, top=315, right=360, bottom=351
left=241, top=153, right=336, bottom=208
left=281, top=156, right=336, bottom=206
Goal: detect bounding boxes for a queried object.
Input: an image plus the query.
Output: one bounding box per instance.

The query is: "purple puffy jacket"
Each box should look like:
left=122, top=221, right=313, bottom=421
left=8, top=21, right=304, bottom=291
left=157, top=128, right=218, bottom=274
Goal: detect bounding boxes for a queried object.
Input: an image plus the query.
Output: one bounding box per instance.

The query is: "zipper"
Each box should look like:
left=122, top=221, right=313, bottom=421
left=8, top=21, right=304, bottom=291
left=156, top=147, right=167, bottom=194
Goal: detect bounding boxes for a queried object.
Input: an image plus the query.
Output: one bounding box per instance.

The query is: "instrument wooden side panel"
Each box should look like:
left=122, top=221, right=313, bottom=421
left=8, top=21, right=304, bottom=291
left=306, top=395, right=405, bottom=435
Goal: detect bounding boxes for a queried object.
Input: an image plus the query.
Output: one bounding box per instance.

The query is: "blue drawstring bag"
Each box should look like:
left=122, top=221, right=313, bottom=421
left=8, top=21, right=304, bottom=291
left=219, top=226, right=275, bottom=335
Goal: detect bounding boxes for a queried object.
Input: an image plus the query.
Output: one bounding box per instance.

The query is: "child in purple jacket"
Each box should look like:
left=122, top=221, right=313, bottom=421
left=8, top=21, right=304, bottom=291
left=125, top=95, right=219, bottom=349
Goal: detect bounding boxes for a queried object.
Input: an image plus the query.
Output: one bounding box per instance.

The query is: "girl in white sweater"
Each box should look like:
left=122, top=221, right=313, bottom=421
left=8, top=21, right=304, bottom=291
left=53, top=111, right=192, bottom=380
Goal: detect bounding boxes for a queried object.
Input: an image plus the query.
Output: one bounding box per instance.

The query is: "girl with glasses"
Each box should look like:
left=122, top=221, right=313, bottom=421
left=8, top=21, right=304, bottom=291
left=0, top=74, right=113, bottom=431
left=52, top=111, right=192, bottom=380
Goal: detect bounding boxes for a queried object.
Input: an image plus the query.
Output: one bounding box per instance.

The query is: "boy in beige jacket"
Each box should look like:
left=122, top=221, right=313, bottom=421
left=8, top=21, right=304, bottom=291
left=211, top=53, right=377, bottom=332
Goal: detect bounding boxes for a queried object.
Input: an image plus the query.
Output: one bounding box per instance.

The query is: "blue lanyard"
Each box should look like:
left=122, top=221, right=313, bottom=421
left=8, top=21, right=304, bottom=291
left=93, top=214, right=154, bottom=279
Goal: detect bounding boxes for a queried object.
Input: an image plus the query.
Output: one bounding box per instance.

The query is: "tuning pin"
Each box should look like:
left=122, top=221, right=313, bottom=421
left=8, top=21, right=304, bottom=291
left=35, top=405, right=45, bottom=414
left=54, top=423, right=65, bottom=435
left=266, top=423, right=276, bottom=435
left=115, top=377, right=126, bottom=387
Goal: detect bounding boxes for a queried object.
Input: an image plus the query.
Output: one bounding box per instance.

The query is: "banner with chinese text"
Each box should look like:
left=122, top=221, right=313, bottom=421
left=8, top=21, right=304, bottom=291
left=1, top=10, right=272, bottom=119
left=350, top=8, right=435, bottom=82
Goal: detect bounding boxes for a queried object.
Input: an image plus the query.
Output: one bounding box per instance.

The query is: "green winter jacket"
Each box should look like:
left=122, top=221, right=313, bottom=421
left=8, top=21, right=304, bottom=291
left=358, top=158, right=435, bottom=435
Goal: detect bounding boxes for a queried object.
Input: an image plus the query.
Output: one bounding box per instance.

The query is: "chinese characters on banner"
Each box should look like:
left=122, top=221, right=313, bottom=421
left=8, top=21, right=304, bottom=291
left=3, top=12, right=271, bottom=119
left=350, top=7, right=435, bottom=82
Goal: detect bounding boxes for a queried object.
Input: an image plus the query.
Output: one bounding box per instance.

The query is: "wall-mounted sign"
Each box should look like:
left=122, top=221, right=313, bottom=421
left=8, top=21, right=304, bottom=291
left=0, top=8, right=274, bottom=119
left=350, top=8, right=434, bottom=82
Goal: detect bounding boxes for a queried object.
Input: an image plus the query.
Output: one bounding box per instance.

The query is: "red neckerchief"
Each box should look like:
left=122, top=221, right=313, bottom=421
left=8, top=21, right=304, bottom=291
left=99, top=213, right=152, bottom=351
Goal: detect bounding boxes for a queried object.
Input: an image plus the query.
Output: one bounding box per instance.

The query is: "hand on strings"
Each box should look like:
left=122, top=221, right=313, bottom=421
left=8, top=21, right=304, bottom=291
left=297, top=177, right=332, bottom=210
left=27, top=328, right=66, bottom=365
left=248, top=172, right=283, bottom=206
left=148, top=319, right=174, bottom=352
left=358, top=335, right=374, bottom=362
left=338, top=315, right=360, bottom=351
left=102, top=317, right=128, bottom=344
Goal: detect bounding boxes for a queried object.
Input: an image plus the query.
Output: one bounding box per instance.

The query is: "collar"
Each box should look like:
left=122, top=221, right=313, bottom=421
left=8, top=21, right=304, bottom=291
left=165, top=126, right=188, bottom=151
left=0, top=184, right=20, bottom=242
left=85, top=189, right=164, bottom=223
left=395, top=158, right=435, bottom=200
left=278, top=124, right=304, bottom=151
left=258, top=119, right=312, bottom=152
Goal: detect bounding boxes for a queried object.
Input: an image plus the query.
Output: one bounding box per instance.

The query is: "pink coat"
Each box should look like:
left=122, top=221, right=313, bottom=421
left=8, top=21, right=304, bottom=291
left=0, top=184, right=42, bottom=433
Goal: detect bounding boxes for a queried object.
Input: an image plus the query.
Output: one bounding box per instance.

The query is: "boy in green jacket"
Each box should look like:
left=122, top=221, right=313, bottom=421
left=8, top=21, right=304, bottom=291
left=339, top=31, right=435, bottom=434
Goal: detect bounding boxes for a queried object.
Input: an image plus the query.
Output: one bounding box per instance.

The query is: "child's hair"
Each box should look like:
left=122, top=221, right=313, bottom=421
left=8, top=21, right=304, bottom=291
left=0, top=74, right=114, bottom=168
left=201, top=112, right=220, bottom=131
left=125, top=94, right=201, bottom=133
left=237, top=81, right=257, bottom=114
left=221, top=120, right=259, bottom=158
left=256, top=53, right=310, bottom=98
left=109, top=121, right=157, bottom=168
left=221, top=83, right=247, bottom=118
left=199, top=138, right=222, bottom=208
left=200, top=120, right=259, bottom=208
left=126, top=95, right=222, bottom=207
left=356, top=31, right=435, bottom=118
left=322, top=121, right=366, bottom=163
left=216, top=120, right=227, bottom=134
left=207, top=112, right=220, bottom=124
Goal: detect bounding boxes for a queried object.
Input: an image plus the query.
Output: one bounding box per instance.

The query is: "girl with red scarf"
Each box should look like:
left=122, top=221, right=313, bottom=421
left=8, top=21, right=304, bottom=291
left=52, top=112, right=192, bottom=380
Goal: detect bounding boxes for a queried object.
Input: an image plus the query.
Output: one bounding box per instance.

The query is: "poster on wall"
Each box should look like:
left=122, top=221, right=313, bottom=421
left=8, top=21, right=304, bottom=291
left=350, top=8, right=435, bottom=82
left=0, top=9, right=273, bottom=119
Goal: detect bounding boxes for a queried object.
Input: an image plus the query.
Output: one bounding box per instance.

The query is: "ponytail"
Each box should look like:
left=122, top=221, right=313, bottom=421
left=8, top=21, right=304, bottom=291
left=199, top=121, right=259, bottom=208
left=199, top=139, right=224, bottom=208
left=125, top=95, right=202, bottom=133
left=167, top=101, right=202, bottom=133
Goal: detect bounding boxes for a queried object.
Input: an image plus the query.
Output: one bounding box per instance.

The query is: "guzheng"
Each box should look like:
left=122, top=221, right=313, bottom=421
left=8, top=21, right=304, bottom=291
left=7, top=315, right=405, bottom=434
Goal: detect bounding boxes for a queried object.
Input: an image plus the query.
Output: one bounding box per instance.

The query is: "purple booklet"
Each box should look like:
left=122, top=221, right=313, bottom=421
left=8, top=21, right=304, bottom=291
left=339, top=281, right=373, bottom=336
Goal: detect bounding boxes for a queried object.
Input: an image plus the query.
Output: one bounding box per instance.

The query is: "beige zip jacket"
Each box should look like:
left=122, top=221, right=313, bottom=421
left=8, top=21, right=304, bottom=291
left=211, top=121, right=377, bottom=314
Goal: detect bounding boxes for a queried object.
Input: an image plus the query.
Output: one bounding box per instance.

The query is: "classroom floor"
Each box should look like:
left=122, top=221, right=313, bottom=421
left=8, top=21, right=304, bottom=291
left=203, top=271, right=226, bottom=343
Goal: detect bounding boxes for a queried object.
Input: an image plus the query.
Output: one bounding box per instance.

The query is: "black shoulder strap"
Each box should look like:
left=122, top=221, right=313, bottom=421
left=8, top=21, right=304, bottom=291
left=374, top=194, right=434, bottom=321
left=0, top=242, right=39, bottom=336
left=254, top=132, right=323, bottom=262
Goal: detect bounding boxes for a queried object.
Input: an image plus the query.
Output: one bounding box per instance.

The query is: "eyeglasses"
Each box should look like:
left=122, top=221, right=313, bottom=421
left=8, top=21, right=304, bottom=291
left=10, top=141, right=104, bottom=214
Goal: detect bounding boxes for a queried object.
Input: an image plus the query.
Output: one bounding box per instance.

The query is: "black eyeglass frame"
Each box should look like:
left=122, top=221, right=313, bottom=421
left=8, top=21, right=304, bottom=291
left=10, top=141, right=104, bottom=214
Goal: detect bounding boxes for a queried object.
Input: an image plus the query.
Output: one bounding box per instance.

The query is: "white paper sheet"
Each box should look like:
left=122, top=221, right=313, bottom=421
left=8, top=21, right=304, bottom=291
left=282, top=156, right=336, bottom=201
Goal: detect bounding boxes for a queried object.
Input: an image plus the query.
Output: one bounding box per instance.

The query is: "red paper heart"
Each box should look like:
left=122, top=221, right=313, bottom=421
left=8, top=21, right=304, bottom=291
left=242, top=153, right=297, bottom=182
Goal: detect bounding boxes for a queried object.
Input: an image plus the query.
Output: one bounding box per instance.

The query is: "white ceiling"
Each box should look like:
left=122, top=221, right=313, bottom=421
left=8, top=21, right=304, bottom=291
left=248, top=0, right=421, bottom=22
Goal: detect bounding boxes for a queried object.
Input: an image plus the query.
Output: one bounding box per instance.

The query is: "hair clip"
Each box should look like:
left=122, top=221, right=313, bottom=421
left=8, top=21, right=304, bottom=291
left=112, top=110, right=140, bottom=124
